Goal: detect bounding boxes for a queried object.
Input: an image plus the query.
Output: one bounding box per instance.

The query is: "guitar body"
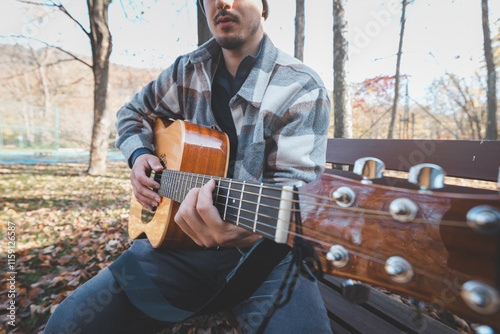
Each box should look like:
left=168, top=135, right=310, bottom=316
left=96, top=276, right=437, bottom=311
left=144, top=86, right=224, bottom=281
left=128, top=119, right=230, bottom=248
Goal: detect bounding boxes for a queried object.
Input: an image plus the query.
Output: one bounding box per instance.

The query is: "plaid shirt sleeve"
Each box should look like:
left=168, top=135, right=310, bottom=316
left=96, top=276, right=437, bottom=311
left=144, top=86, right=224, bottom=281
left=114, top=57, right=184, bottom=165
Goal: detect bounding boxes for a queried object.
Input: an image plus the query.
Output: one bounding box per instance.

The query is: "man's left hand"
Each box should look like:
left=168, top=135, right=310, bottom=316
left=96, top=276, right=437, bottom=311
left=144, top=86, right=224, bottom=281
left=174, top=179, right=262, bottom=248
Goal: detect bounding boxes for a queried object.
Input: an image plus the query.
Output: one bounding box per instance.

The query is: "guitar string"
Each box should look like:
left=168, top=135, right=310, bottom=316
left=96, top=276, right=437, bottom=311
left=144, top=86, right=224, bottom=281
left=221, top=210, right=452, bottom=284
left=157, top=172, right=485, bottom=286
left=160, top=171, right=475, bottom=228
left=161, top=171, right=403, bottom=221
left=222, top=210, right=386, bottom=262
left=162, top=172, right=474, bottom=228
left=161, top=172, right=403, bottom=226
left=158, top=174, right=400, bottom=267
left=155, top=172, right=490, bottom=291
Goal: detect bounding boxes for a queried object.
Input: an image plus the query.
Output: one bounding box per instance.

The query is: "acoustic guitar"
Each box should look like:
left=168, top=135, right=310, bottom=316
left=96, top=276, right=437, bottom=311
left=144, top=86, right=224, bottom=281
left=128, top=119, right=500, bottom=330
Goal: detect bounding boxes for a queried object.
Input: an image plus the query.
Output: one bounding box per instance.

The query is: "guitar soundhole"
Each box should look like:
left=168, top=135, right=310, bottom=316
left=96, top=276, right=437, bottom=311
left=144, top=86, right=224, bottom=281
left=140, top=170, right=162, bottom=223
left=141, top=208, right=156, bottom=223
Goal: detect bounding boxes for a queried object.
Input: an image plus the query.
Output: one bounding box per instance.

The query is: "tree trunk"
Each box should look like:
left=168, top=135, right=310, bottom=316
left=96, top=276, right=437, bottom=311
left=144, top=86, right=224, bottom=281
left=294, top=0, right=305, bottom=61
left=87, top=0, right=113, bottom=175
left=30, top=47, right=51, bottom=118
left=197, top=2, right=212, bottom=46
left=387, top=0, right=408, bottom=139
left=333, top=0, right=352, bottom=138
left=481, top=0, right=498, bottom=140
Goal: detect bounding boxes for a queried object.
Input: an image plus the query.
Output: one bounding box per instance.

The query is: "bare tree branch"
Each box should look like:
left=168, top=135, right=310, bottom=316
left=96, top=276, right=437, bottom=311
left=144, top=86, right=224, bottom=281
left=0, top=58, right=78, bottom=81
left=1, top=35, right=92, bottom=69
left=16, top=0, right=90, bottom=36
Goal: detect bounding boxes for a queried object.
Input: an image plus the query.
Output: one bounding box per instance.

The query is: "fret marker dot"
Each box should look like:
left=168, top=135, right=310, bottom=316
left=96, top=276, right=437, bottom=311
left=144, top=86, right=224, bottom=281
left=232, top=199, right=236, bottom=204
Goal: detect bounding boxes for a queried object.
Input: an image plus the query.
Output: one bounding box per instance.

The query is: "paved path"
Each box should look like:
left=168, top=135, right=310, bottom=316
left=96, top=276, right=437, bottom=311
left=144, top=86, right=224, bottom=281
left=0, top=150, right=124, bottom=164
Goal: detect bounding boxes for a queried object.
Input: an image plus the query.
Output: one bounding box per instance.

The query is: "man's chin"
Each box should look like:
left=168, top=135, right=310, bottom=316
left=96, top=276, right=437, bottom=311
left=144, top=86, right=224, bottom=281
left=215, top=36, right=245, bottom=50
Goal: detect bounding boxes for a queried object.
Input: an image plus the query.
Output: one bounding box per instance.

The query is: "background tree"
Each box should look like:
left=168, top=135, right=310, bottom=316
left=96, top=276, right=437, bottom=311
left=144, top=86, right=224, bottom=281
left=294, top=0, right=305, bottom=61
left=86, top=0, right=113, bottom=175
left=494, top=21, right=500, bottom=66
left=387, top=0, right=410, bottom=139
left=333, top=0, right=352, bottom=138
left=15, top=0, right=112, bottom=175
left=427, top=73, right=487, bottom=139
left=481, top=0, right=498, bottom=140
left=197, top=1, right=212, bottom=46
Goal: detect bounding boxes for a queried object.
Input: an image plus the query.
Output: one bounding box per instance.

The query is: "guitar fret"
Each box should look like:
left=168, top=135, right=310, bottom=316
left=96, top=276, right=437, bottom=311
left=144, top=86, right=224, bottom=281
left=214, top=177, right=222, bottom=204
left=253, top=184, right=263, bottom=232
left=169, top=171, right=174, bottom=199
left=235, top=181, right=246, bottom=226
left=223, top=180, right=232, bottom=220
left=181, top=173, right=187, bottom=200
left=176, top=172, right=183, bottom=202
left=189, top=173, right=194, bottom=198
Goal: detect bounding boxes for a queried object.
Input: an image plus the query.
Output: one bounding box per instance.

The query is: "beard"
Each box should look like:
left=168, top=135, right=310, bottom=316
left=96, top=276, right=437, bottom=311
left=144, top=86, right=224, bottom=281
left=214, top=35, right=246, bottom=50
left=212, top=9, right=261, bottom=50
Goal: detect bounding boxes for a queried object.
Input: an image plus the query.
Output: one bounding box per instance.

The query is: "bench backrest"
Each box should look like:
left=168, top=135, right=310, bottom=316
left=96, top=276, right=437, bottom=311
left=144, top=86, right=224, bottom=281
left=326, top=139, right=500, bottom=182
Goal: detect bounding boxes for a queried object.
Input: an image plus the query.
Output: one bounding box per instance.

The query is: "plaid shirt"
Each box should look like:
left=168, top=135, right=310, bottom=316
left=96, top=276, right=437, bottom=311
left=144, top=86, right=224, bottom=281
left=115, top=35, right=331, bottom=185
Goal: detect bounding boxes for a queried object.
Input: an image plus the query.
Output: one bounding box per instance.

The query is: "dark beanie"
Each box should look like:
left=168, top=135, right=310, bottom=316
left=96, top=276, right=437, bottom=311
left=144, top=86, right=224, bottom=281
left=198, top=0, right=269, bottom=20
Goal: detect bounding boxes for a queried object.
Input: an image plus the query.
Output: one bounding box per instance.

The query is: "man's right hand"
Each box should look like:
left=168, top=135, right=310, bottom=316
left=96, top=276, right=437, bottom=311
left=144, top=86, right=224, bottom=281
left=130, top=154, right=164, bottom=211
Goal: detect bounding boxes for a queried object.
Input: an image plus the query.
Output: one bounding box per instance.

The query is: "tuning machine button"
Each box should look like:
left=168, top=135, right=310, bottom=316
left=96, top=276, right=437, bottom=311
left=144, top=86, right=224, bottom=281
left=385, top=256, right=414, bottom=283
left=461, top=281, right=500, bottom=315
left=475, top=325, right=495, bottom=334
left=332, top=186, right=356, bottom=207
left=467, top=205, right=500, bottom=235
left=353, top=157, right=385, bottom=184
left=389, top=198, right=418, bottom=222
left=326, top=245, right=349, bottom=268
left=408, top=163, right=445, bottom=193
left=341, top=279, right=371, bottom=304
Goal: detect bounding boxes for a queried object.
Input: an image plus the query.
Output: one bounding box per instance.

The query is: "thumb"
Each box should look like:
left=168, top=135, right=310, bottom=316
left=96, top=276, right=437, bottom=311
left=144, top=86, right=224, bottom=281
left=199, top=179, right=216, bottom=201
left=145, top=155, right=164, bottom=171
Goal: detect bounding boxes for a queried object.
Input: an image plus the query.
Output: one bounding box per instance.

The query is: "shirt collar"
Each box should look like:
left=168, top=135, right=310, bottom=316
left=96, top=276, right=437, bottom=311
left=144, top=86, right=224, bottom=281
left=215, top=37, right=265, bottom=96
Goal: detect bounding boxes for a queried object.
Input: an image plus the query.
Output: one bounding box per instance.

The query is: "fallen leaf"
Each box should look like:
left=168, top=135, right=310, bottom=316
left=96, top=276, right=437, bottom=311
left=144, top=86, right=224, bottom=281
left=77, top=254, right=93, bottom=264
left=58, top=254, right=74, bottom=265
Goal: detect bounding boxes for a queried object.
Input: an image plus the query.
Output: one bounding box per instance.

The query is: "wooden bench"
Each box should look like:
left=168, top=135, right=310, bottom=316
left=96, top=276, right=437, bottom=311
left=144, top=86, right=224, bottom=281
left=318, top=138, right=500, bottom=333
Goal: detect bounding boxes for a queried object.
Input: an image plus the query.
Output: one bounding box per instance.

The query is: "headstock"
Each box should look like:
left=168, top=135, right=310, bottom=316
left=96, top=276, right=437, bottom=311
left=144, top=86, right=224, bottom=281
left=296, top=157, right=500, bottom=331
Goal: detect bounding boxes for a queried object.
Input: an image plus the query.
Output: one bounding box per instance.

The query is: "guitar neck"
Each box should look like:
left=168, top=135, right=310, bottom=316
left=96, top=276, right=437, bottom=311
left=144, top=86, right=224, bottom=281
left=158, top=169, right=293, bottom=244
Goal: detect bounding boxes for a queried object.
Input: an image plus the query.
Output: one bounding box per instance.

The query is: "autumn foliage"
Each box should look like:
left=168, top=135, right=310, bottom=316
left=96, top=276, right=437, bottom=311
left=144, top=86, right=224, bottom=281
left=0, top=163, right=235, bottom=334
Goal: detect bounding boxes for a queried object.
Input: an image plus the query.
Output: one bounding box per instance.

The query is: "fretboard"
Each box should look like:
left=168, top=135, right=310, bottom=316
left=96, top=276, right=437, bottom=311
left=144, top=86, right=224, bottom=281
left=158, top=169, right=293, bottom=243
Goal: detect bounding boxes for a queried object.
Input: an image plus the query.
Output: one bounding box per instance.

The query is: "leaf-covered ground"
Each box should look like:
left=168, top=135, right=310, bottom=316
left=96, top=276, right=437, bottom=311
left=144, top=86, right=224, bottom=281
left=0, top=162, right=235, bottom=334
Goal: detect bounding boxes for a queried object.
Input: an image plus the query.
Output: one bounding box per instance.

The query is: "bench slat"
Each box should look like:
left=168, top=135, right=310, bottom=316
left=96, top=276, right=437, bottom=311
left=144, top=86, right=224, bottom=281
left=318, top=280, right=403, bottom=333
left=319, top=276, right=461, bottom=334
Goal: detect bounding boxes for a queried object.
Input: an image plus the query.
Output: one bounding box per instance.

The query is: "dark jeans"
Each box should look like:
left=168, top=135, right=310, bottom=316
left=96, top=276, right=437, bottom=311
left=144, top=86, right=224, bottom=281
left=44, top=240, right=332, bottom=334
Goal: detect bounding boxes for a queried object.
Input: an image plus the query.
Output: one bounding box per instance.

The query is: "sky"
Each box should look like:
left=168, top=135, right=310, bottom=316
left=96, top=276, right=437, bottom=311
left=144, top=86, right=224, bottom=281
left=1, top=0, right=499, bottom=101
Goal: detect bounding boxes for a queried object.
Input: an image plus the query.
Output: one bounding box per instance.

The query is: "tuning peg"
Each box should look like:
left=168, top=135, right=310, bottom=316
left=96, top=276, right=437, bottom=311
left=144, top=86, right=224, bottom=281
left=389, top=198, right=418, bottom=222
left=326, top=245, right=349, bottom=268
left=385, top=256, right=414, bottom=284
left=332, top=186, right=356, bottom=207
left=461, top=281, right=500, bottom=315
left=408, top=163, right=445, bottom=193
left=475, top=326, right=494, bottom=334
left=353, top=157, right=385, bottom=184
left=467, top=205, right=500, bottom=235
left=341, top=279, right=371, bottom=304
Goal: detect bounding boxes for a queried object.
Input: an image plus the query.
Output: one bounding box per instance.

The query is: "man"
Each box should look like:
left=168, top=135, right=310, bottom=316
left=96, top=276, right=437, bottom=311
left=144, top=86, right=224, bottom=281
left=44, top=0, right=332, bottom=333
